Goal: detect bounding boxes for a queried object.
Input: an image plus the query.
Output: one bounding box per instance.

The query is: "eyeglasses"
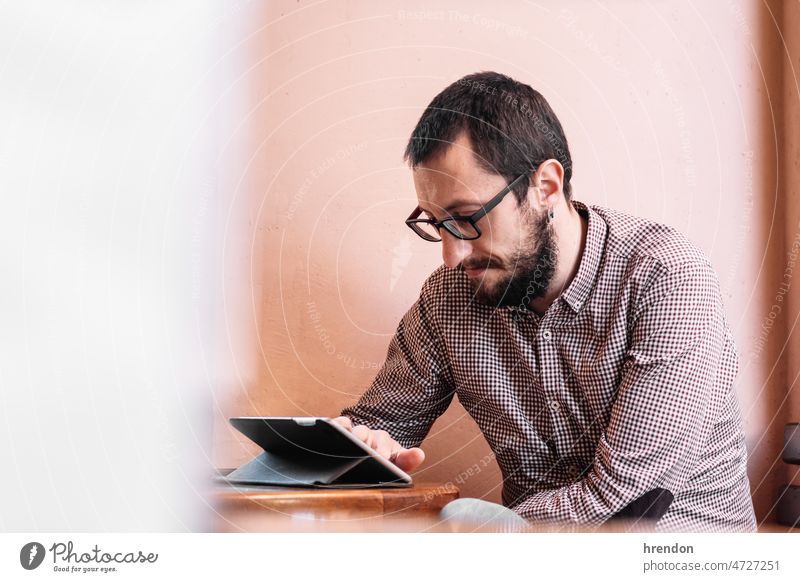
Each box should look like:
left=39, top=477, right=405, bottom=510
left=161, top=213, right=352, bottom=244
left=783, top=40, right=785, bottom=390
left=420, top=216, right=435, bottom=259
left=405, top=171, right=531, bottom=242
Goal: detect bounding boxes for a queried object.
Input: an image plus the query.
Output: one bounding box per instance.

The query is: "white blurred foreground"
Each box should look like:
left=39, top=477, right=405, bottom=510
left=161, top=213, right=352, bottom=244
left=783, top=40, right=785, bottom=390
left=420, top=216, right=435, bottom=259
left=0, top=1, right=225, bottom=531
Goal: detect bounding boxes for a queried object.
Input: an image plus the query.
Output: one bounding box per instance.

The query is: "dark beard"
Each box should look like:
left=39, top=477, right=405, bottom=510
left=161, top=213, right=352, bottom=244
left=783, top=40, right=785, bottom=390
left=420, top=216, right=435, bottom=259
left=466, top=209, right=558, bottom=309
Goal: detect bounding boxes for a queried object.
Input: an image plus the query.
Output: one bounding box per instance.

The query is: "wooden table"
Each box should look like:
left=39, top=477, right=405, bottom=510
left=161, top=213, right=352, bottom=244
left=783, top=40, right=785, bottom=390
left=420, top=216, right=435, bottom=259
left=209, top=471, right=798, bottom=533
left=210, top=471, right=460, bottom=532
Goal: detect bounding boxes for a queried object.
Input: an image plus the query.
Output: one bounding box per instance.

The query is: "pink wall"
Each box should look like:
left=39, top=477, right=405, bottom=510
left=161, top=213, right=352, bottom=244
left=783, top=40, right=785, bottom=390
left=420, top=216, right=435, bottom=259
left=213, top=0, right=794, bottom=521
left=781, top=0, right=800, bottom=494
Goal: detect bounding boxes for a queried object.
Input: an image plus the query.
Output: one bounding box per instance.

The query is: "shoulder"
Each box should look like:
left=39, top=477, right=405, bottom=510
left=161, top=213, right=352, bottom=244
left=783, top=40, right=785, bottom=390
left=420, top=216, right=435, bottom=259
left=590, top=204, right=710, bottom=270
left=419, top=264, right=473, bottom=303
left=587, top=205, right=722, bottom=314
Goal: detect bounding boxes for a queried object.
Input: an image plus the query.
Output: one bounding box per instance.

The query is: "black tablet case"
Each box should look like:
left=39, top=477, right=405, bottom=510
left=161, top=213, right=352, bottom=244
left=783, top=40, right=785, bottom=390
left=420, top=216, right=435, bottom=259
left=221, top=417, right=412, bottom=488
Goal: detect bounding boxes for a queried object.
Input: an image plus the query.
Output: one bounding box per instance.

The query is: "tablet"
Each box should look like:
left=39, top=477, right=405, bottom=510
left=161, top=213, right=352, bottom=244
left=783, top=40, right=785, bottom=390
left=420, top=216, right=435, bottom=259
left=221, top=416, right=413, bottom=488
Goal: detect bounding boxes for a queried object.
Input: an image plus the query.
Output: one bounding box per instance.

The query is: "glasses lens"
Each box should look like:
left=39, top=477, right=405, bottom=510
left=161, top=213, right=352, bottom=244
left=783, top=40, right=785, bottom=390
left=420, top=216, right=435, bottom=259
left=409, top=221, right=441, bottom=241
left=443, top=218, right=479, bottom=240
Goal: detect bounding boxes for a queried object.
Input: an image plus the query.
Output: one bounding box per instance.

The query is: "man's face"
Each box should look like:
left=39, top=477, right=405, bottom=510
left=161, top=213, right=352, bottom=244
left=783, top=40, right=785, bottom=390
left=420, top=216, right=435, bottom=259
left=412, top=134, right=558, bottom=308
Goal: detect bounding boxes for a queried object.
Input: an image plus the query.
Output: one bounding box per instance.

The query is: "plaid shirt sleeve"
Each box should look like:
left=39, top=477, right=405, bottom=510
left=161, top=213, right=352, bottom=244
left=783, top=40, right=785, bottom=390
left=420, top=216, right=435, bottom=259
left=339, top=274, right=456, bottom=449
left=513, top=259, right=734, bottom=524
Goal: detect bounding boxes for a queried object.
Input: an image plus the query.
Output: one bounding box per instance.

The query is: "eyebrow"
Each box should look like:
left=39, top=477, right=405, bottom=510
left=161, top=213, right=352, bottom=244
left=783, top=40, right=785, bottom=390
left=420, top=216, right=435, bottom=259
left=419, top=200, right=480, bottom=216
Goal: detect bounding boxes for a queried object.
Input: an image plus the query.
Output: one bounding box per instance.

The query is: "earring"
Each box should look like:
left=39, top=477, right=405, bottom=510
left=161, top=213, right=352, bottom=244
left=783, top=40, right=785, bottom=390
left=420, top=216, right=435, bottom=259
left=547, top=207, right=554, bottom=222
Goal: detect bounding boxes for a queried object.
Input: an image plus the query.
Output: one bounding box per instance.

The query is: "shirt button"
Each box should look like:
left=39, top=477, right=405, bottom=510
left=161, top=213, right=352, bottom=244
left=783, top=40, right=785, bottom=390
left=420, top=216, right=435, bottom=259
left=567, top=464, right=581, bottom=478
left=548, top=400, right=560, bottom=412
left=542, top=329, right=552, bottom=341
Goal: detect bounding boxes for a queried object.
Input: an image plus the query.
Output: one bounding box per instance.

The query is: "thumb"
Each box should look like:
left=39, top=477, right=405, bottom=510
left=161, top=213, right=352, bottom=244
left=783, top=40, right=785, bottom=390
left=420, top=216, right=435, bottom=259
left=394, top=447, right=425, bottom=472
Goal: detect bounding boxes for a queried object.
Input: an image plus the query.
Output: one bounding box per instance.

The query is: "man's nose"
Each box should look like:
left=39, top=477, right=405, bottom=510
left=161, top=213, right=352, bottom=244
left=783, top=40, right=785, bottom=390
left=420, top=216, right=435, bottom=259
left=441, top=232, right=473, bottom=269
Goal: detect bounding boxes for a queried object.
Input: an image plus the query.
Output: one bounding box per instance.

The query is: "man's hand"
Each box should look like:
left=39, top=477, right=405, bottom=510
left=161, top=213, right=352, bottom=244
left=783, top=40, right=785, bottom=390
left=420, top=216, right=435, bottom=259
left=331, top=416, right=425, bottom=472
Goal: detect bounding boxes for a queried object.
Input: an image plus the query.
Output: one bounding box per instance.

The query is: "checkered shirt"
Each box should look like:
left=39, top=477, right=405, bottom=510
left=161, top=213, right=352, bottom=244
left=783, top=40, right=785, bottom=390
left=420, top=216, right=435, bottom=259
left=341, top=200, right=757, bottom=532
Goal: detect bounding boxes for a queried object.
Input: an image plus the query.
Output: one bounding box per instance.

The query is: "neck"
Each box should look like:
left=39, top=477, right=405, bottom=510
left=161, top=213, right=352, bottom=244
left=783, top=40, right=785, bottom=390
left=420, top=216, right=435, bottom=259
left=529, top=201, right=588, bottom=316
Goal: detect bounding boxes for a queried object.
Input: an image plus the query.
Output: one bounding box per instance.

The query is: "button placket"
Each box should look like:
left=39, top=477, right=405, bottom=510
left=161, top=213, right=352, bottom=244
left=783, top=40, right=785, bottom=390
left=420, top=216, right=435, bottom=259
left=538, top=318, right=562, bottom=423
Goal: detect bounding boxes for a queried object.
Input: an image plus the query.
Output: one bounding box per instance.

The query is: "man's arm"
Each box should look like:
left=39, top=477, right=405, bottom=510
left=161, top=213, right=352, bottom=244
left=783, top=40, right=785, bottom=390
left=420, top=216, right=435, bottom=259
left=514, top=259, right=737, bottom=524
left=338, top=272, right=456, bottom=457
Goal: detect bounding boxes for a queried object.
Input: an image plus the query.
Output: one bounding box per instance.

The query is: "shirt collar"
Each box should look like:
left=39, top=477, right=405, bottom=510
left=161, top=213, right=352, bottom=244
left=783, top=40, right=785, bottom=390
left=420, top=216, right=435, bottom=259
left=559, top=200, right=608, bottom=314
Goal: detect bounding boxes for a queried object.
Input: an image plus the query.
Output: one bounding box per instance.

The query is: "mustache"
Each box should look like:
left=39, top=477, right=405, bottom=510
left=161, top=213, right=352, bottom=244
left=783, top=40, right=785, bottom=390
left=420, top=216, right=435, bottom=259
left=459, top=258, right=503, bottom=270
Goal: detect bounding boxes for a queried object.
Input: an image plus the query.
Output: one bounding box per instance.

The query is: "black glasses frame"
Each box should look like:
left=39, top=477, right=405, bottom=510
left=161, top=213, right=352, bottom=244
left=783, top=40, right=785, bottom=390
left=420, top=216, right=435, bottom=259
left=405, top=171, right=531, bottom=242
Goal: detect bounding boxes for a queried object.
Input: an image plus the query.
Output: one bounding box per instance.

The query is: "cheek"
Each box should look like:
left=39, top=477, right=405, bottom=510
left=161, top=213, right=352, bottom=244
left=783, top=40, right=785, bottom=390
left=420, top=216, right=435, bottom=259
left=482, top=209, right=527, bottom=244
left=479, top=224, right=520, bottom=254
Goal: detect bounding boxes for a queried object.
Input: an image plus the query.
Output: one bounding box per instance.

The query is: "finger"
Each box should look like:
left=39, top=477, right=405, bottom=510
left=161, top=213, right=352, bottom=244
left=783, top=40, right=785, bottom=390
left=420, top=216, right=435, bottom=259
left=394, top=447, right=425, bottom=472
left=351, top=424, right=372, bottom=446
left=371, top=430, right=395, bottom=459
left=331, top=416, right=353, bottom=431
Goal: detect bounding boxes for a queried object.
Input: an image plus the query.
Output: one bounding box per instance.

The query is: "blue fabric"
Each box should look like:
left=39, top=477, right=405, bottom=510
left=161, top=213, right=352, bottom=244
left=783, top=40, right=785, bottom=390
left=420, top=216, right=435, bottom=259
left=439, top=498, right=529, bottom=531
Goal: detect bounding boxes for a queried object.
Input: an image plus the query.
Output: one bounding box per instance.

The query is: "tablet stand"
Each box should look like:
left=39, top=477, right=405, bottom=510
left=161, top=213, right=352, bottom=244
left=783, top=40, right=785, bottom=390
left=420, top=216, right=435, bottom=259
left=219, top=417, right=412, bottom=488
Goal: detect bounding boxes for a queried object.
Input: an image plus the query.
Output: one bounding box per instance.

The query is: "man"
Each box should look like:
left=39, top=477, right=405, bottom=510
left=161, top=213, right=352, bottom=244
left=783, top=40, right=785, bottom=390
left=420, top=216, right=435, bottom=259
left=333, top=71, right=756, bottom=532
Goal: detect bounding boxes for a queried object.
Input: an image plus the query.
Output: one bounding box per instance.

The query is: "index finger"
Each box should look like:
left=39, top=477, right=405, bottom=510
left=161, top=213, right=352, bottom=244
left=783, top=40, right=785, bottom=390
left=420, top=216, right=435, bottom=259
left=331, top=416, right=353, bottom=430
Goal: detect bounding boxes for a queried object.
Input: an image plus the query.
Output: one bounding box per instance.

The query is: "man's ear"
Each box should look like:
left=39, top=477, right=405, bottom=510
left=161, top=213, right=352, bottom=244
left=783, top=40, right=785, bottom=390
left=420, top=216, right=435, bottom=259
left=532, top=159, right=565, bottom=207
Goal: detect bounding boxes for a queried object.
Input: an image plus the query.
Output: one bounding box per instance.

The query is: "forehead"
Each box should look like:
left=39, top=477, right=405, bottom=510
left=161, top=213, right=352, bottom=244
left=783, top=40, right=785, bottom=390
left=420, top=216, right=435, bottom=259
left=412, top=134, right=499, bottom=213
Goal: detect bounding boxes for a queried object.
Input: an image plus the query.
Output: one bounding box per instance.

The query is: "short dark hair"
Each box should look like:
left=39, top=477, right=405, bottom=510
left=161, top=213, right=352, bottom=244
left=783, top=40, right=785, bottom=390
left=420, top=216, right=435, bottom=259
left=404, top=71, right=573, bottom=203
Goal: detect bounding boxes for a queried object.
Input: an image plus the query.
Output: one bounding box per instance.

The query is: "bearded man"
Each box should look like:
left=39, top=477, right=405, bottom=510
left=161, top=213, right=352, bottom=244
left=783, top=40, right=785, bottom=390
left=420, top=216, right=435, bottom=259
left=333, top=71, right=756, bottom=532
